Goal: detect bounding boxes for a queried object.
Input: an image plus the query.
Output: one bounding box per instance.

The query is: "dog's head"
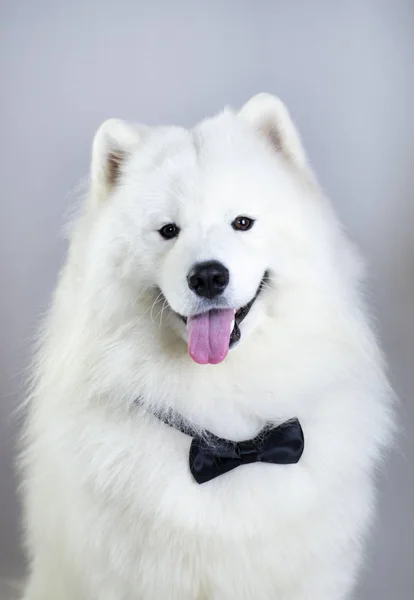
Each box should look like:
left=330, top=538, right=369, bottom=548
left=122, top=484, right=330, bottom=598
left=87, top=94, right=350, bottom=365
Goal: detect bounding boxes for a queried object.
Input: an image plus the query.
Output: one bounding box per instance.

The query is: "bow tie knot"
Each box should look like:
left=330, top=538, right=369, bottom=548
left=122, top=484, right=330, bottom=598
left=237, top=439, right=261, bottom=464
left=189, top=419, right=304, bottom=484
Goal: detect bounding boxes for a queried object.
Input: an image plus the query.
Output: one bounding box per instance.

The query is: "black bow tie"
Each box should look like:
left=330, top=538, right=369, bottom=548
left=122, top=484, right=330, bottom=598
left=135, top=399, right=304, bottom=485
left=189, top=419, right=304, bottom=484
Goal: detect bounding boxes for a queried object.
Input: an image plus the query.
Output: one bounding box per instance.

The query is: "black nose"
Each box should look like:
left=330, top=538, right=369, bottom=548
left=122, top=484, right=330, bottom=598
left=187, top=261, right=230, bottom=299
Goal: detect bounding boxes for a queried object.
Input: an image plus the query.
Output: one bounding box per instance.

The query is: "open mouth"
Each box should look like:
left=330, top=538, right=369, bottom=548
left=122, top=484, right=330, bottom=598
left=179, top=271, right=269, bottom=365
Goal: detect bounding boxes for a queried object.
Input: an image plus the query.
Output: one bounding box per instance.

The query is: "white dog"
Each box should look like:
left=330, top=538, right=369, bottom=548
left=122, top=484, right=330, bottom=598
left=20, top=94, right=393, bottom=599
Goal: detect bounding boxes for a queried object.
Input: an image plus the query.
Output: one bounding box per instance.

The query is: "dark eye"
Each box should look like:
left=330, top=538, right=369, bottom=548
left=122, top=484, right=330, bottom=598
left=231, top=216, right=255, bottom=231
left=159, top=223, right=180, bottom=240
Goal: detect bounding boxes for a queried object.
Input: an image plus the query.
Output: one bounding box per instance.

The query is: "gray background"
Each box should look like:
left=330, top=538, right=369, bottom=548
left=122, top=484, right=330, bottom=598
left=1, top=0, right=413, bottom=598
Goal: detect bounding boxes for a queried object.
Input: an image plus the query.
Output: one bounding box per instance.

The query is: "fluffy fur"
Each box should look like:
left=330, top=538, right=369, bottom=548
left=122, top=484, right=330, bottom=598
left=20, top=94, right=393, bottom=599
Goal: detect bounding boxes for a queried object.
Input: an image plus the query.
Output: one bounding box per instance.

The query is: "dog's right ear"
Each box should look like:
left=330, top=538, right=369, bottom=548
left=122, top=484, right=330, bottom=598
left=90, top=119, right=143, bottom=205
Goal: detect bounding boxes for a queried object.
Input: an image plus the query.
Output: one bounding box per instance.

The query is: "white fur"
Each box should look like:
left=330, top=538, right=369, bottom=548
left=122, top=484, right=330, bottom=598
left=20, top=94, right=394, bottom=599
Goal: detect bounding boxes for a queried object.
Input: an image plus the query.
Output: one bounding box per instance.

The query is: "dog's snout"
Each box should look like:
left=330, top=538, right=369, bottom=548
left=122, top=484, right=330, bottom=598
left=187, top=261, right=229, bottom=299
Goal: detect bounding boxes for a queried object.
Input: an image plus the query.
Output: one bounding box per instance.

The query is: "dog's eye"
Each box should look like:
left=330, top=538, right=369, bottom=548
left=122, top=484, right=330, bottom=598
left=159, top=223, right=180, bottom=240
left=231, top=216, right=255, bottom=231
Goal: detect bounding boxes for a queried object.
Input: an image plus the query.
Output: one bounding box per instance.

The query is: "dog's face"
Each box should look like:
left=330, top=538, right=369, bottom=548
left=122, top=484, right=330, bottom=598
left=126, top=124, right=279, bottom=365
left=88, top=95, right=342, bottom=365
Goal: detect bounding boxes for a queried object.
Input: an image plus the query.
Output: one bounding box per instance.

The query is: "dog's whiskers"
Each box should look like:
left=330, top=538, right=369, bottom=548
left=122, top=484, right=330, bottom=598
left=158, top=299, right=169, bottom=327
left=150, top=292, right=165, bottom=325
left=153, top=298, right=169, bottom=327
left=135, top=283, right=157, bottom=303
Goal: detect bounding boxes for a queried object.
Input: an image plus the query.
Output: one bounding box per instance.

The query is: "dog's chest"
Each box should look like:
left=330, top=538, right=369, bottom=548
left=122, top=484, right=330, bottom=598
left=122, top=400, right=318, bottom=543
left=95, top=343, right=363, bottom=543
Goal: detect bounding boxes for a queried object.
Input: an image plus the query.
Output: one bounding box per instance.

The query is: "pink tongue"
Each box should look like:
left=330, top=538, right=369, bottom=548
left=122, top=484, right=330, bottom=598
left=187, top=309, right=235, bottom=365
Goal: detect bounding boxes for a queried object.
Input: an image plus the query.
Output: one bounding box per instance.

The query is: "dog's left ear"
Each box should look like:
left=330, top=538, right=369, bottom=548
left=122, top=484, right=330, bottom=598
left=239, top=93, right=314, bottom=181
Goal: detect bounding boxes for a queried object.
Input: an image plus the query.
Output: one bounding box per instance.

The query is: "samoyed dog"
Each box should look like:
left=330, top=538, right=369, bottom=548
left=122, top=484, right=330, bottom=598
left=21, top=94, right=393, bottom=600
